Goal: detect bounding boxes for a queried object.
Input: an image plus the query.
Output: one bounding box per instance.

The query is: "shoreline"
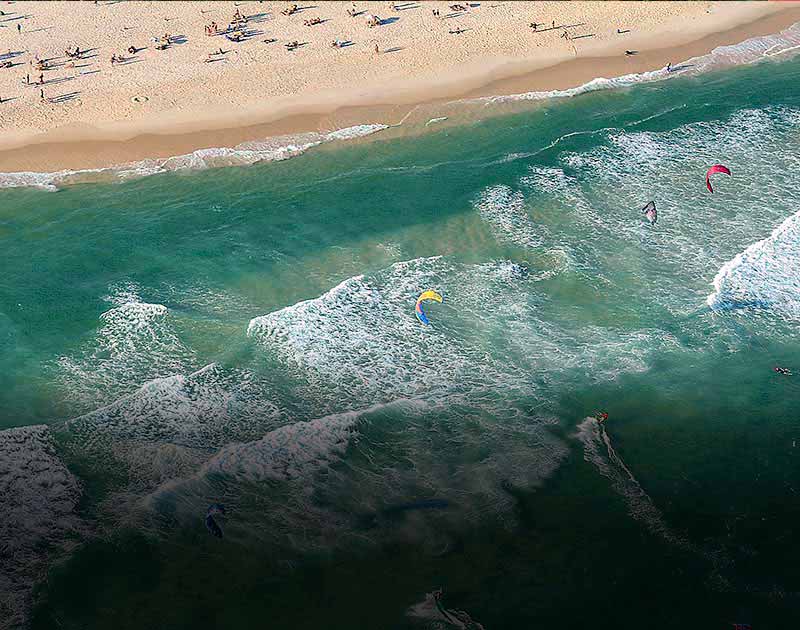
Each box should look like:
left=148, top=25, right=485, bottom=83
left=2, top=3, right=800, bottom=176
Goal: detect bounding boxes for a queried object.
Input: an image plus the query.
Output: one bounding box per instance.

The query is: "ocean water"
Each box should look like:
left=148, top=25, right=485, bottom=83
left=4, top=33, right=800, bottom=630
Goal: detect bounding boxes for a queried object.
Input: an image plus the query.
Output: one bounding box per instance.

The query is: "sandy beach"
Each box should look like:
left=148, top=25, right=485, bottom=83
left=1, top=1, right=799, bottom=173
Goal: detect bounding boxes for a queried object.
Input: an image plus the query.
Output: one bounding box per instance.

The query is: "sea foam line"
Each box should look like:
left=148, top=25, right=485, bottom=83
left=461, top=22, right=800, bottom=106
left=0, top=124, right=388, bottom=191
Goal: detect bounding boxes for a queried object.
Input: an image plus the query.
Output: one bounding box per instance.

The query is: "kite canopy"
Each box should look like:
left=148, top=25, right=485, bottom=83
left=706, top=164, right=731, bottom=193
left=642, top=201, right=657, bottom=225
left=415, top=290, right=443, bottom=325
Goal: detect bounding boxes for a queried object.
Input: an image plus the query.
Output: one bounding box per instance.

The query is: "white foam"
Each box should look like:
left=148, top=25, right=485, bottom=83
left=68, top=362, right=280, bottom=452
left=465, top=23, right=800, bottom=106
left=0, top=124, right=388, bottom=191
left=57, top=285, right=195, bottom=410
left=522, top=105, right=800, bottom=320
left=473, top=184, right=544, bottom=248
left=707, top=209, right=800, bottom=317
left=425, top=116, right=449, bottom=126
left=481, top=68, right=671, bottom=105
left=0, top=425, right=84, bottom=629
left=694, top=21, right=800, bottom=68
left=203, top=400, right=422, bottom=482
left=245, top=257, right=527, bottom=411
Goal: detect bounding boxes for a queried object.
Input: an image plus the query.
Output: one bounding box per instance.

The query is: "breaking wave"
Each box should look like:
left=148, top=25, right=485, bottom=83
left=707, top=209, right=800, bottom=318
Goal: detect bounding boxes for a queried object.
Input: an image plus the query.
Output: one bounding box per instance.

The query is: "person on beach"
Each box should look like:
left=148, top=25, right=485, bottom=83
left=39, top=88, right=44, bottom=101
left=666, top=62, right=672, bottom=72
left=17, top=23, right=22, bottom=34
left=374, top=43, right=379, bottom=54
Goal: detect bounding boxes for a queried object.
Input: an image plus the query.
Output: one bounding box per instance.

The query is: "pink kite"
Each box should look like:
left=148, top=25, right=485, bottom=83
left=706, top=164, right=731, bottom=193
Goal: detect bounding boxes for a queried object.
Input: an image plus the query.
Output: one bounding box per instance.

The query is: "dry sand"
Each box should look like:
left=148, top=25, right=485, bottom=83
left=0, top=1, right=798, bottom=172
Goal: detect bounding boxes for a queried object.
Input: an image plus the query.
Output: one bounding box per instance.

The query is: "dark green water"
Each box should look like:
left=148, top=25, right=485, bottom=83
left=4, top=41, right=800, bottom=630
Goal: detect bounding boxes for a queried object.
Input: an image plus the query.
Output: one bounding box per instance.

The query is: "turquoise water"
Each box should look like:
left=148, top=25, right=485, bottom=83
left=4, top=50, right=800, bottom=630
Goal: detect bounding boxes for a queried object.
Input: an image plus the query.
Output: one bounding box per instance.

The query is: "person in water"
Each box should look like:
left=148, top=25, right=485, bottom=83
left=595, top=412, right=609, bottom=423
left=774, top=366, right=792, bottom=376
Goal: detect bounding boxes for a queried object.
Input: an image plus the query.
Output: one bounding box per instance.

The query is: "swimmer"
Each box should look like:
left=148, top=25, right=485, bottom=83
left=774, top=366, right=792, bottom=376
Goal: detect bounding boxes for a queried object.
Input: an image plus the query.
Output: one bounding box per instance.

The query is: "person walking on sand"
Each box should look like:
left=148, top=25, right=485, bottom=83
left=374, top=43, right=379, bottom=54
left=39, top=88, right=44, bottom=101
left=17, top=23, right=22, bottom=34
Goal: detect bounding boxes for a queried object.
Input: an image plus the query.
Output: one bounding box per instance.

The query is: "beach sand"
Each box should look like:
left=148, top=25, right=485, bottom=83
left=0, top=1, right=799, bottom=173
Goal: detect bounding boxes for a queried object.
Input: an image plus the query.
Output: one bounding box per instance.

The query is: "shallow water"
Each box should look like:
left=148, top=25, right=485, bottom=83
left=4, top=43, right=800, bottom=630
